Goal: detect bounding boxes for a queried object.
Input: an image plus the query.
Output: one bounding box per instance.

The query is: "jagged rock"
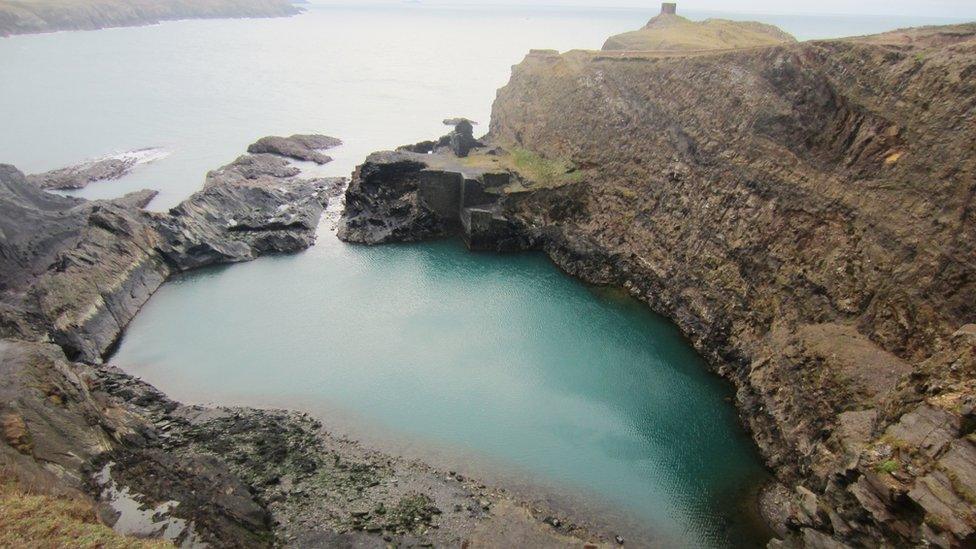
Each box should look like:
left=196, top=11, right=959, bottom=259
left=0, top=165, right=87, bottom=291
left=337, top=151, right=444, bottom=244
left=884, top=404, right=960, bottom=459
left=156, top=173, right=335, bottom=271
left=909, top=440, right=976, bottom=542
left=111, top=189, right=159, bottom=209
left=0, top=340, right=144, bottom=491
left=247, top=134, right=341, bottom=165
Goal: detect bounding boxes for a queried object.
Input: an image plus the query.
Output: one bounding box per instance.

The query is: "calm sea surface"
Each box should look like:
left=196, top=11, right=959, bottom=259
left=1, top=4, right=966, bottom=547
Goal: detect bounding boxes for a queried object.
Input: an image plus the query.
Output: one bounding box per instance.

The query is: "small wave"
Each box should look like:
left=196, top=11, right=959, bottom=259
left=105, top=147, right=171, bottom=165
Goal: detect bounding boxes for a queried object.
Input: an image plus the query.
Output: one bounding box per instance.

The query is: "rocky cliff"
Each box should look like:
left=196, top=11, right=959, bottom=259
left=339, top=24, right=976, bottom=548
left=0, top=0, right=301, bottom=37
left=1, top=140, right=617, bottom=546
left=0, top=146, right=335, bottom=363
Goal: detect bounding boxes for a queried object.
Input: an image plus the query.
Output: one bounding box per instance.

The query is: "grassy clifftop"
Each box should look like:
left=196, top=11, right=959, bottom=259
left=0, top=0, right=301, bottom=37
left=602, top=13, right=795, bottom=51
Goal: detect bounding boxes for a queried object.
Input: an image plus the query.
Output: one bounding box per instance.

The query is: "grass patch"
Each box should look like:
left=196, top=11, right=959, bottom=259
left=509, top=148, right=582, bottom=188
left=876, top=459, right=900, bottom=474
left=0, top=472, right=170, bottom=549
left=451, top=146, right=585, bottom=192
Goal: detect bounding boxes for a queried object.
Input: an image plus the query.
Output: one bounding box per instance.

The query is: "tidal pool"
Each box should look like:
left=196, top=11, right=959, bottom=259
left=113, top=233, right=770, bottom=548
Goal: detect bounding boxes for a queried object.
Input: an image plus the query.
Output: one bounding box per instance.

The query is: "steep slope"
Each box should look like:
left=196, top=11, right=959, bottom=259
left=0, top=0, right=301, bottom=37
left=492, top=25, right=976, bottom=548
left=339, top=24, right=976, bottom=548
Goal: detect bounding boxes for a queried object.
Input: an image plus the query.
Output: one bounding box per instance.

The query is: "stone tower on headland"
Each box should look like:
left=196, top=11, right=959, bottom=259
left=661, top=2, right=677, bottom=15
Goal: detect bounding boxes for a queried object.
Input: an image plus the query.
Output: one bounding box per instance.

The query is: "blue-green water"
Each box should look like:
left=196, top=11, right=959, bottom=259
left=113, top=234, right=769, bottom=547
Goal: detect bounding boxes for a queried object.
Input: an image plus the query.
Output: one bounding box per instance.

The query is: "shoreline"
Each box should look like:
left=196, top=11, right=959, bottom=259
left=0, top=0, right=303, bottom=38
left=105, top=223, right=776, bottom=547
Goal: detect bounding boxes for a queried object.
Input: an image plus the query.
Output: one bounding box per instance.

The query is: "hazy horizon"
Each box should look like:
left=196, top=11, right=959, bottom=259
left=311, top=0, right=976, bottom=19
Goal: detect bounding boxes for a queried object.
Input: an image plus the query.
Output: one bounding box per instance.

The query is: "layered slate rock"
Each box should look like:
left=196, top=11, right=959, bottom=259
left=0, top=141, right=337, bottom=363
left=156, top=154, right=335, bottom=271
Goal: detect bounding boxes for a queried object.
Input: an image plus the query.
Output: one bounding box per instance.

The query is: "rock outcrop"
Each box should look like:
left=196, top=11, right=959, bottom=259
left=0, top=0, right=301, bottom=37
left=246, top=134, right=342, bottom=165
left=339, top=23, right=976, bottom=548
left=26, top=148, right=167, bottom=191
left=0, top=142, right=336, bottom=364
left=1, top=138, right=617, bottom=547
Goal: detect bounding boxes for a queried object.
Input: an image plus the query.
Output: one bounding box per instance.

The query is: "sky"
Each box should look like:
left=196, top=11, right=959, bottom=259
left=316, top=0, right=976, bottom=18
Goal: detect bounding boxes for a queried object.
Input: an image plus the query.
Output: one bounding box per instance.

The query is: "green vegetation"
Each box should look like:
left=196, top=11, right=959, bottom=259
left=457, top=146, right=584, bottom=192
left=602, top=14, right=795, bottom=52
left=509, top=148, right=583, bottom=188
left=0, top=472, right=170, bottom=549
left=876, top=460, right=900, bottom=474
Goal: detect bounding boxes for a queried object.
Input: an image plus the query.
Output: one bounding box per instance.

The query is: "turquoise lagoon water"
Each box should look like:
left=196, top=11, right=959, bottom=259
left=113, top=235, right=770, bottom=547
left=2, top=4, right=969, bottom=547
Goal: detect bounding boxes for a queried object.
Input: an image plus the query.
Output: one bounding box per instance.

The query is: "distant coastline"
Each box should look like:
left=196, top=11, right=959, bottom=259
left=0, top=0, right=302, bottom=37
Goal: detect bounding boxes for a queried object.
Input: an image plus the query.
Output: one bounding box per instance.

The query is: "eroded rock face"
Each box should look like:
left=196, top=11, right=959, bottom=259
left=493, top=25, right=976, bottom=549
left=338, top=24, right=976, bottom=548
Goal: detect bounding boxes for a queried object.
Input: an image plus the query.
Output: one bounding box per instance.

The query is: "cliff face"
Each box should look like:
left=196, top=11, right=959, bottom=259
left=338, top=24, right=976, bottom=547
left=490, top=26, right=976, bottom=548
left=0, top=0, right=301, bottom=37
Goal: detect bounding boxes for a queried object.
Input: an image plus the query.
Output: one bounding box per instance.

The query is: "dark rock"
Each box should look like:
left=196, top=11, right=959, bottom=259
left=444, top=118, right=480, bottom=157
left=156, top=173, right=335, bottom=271
left=337, top=151, right=445, bottom=244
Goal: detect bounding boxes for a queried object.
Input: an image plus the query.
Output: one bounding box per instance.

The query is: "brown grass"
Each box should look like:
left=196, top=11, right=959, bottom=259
left=0, top=470, right=171, bottom=549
